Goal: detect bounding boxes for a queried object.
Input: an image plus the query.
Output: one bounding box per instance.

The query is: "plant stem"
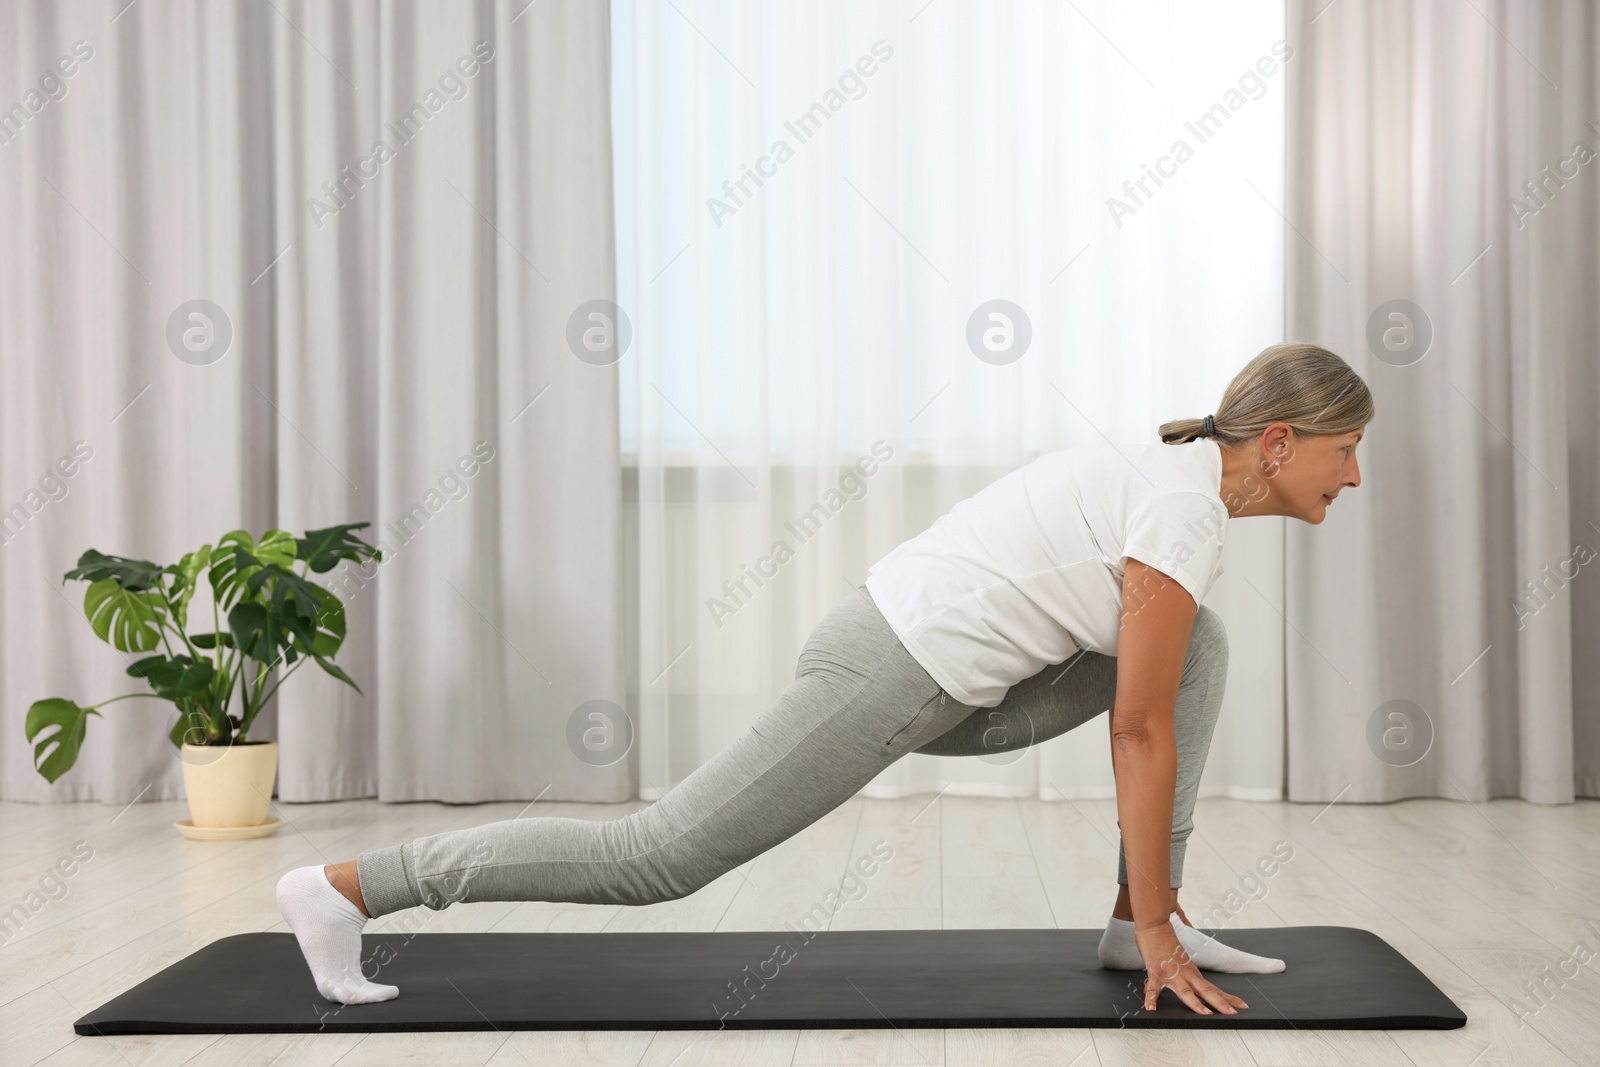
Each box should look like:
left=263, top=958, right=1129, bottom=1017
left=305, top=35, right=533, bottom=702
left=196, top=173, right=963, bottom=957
left=253, top=657, right=306, bottom=717
left=236, top=660, right=273, bottom=738
left=251, top=660, right=272, bottom=715
left=211, top=585, right=224, bottom=676
left=237, top=661, right=254, bottom=734
left=162, top=577, right=202, bottom=662
left=172, top=623, right=201, bottom=661
left=218, top=663, right=237, bottom=724
left=175, top=696, right=205, bottom=740
left=91, top=692, right=171, bottom=708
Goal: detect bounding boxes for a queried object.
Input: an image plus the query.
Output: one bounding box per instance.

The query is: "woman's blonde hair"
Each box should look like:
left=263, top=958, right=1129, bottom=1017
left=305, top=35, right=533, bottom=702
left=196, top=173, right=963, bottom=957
left=1159, top=342, right=1374, bottom=446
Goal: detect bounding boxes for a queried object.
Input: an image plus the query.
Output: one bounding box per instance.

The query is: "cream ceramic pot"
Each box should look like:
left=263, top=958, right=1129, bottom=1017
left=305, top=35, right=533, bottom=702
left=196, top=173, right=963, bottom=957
left=179, top=739, right=278, bottom=828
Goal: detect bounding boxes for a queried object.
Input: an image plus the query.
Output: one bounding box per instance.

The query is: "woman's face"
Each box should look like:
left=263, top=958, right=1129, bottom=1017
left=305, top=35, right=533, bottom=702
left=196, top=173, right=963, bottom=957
left=1276, top=427, right=1363, bottom=523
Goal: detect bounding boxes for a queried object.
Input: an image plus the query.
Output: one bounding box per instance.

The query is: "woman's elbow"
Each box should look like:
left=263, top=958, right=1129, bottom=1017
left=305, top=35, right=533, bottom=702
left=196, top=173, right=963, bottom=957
left=1111, top=718, right=1174, bottom=753
left=1111, top=726, right=1152, bottom=752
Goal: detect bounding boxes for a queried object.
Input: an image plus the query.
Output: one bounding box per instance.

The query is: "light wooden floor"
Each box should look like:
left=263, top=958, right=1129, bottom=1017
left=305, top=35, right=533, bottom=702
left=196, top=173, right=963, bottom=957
left=2, top=791, right=1596, bottom=1066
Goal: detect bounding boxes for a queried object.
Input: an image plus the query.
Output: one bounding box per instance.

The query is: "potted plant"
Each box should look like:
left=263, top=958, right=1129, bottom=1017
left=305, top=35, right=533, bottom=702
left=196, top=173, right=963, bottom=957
left=25, top=523, right=382, bottom=840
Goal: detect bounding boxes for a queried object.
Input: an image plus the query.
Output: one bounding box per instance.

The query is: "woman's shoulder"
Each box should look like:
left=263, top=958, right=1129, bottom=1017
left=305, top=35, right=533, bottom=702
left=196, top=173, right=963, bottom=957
left=1030, top=440, right=1209, bottom=486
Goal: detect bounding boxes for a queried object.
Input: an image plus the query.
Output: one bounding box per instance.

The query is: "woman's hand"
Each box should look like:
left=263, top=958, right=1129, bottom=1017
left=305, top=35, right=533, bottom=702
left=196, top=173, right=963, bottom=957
left=1133, top=921, right=1250, bottom=1015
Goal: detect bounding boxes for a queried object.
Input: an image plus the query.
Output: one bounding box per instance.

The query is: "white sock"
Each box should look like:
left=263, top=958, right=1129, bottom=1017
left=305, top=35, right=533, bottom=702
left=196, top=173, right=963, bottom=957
left=1097, top=910, right=1286, bottom=973
left=276, top=865, right=400, bottom=1005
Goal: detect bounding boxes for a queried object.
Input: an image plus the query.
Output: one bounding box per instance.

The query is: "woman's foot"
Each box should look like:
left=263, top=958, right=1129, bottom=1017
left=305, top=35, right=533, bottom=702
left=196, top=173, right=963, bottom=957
left=1165, top=910, right=1286, bottom=973
left=276, top=864, right=400, bottom=1004
left=1097, top=910, right=1286, bottom=973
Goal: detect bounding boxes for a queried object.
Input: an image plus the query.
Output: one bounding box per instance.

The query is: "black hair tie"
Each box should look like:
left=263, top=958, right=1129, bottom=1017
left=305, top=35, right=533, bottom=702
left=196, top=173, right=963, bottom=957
left=1202, top=414, right=1216, bottom=437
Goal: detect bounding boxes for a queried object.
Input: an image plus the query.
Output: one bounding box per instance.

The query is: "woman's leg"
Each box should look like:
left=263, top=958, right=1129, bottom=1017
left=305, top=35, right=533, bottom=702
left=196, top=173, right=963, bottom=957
left=900, top=605, right=1278, bottom=973
left=284, top=588, right=972, bottom=1004
left=281, top=586, right=976, bottom=1002
left=908, top=604, right=1230, bottom=892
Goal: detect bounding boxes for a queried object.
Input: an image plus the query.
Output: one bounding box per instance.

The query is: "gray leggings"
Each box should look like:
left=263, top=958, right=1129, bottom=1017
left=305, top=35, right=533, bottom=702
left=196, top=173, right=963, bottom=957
left=355, top=586, right=1228, bottom=918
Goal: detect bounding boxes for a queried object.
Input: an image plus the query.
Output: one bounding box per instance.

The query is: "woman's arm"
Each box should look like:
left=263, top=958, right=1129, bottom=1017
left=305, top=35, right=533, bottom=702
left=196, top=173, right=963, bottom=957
left=1109, top=557, right=1193, bottom=927
left=1111, top=558, right=1245, bottom=1016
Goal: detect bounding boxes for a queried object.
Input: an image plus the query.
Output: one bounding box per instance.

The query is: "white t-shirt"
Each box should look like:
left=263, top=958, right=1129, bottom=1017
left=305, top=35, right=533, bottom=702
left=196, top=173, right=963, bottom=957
left=863, top=438, right=1229, bottom=708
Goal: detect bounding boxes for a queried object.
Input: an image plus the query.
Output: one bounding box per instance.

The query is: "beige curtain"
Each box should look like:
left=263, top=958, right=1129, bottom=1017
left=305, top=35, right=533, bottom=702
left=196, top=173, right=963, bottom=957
left=1284, top=0, right=1600, bottom=803
left=0, top=0, right=624, bottom=805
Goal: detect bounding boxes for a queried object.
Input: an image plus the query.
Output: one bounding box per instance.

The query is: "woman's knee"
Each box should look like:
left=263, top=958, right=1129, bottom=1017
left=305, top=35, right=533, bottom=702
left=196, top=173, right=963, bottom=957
left=624, top=860, right=697, bottom=904
left=611, top=812, right=724, bottom=905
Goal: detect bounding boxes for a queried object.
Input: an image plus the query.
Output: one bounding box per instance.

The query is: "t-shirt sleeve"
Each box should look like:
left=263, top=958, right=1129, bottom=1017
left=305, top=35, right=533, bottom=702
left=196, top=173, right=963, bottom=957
left=1119, top=491, right=1227, bottom=605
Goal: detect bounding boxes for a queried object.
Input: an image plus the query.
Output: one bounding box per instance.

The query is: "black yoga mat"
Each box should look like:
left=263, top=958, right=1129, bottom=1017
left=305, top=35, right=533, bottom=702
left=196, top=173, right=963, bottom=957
left=75, top=926, right=1465, bottom=1035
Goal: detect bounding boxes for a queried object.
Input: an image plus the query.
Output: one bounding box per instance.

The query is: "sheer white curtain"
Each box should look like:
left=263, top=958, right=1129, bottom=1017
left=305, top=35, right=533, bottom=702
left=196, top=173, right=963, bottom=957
left=613, top=0, right=1290, bottom=802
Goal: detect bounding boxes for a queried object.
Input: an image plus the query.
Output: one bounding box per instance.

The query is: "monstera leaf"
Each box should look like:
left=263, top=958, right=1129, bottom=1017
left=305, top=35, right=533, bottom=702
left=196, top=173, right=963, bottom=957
left=281, top=584, right=347, bottom=658
left=311, top=655, right=360, bottom=692
left=63, top=549, right=167, bottom=592
left=302, top=588, right=360, bottom=692
left=25, top=698, right=99, bottom=784
left=227, top=600, right=296, bottom=666
left=262, top=583, right=361, bottom=692
left=82, top=578, right=167, bottom=653
left=168, top=544, right=213, bottom=630
left=209, top=529, right=297, bottom=611
left=245, top=560, right=325, bottom=624
left=234, top=559, right=328, bottom=658
left=296, top=522, right=382, bottom=574
left=227, top=574, right=353, bottom=675
left=126, top=654, right=215, bottom=700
